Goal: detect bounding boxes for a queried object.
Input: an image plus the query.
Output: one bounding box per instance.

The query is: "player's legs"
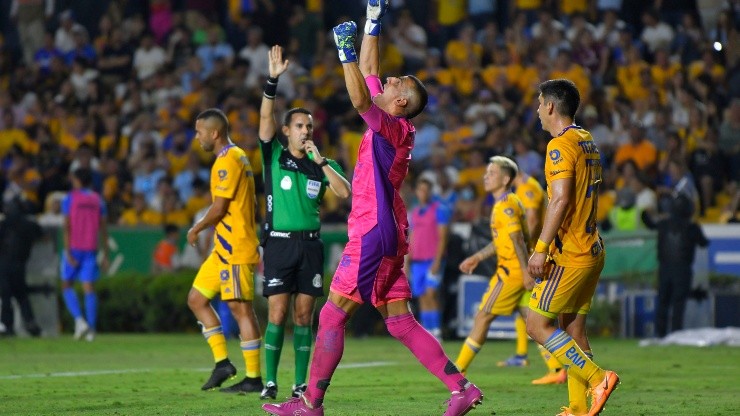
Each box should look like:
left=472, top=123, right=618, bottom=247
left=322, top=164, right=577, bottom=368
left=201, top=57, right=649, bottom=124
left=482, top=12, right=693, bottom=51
left=302, top=291, right=358, bottom=409
left=60, top=250, right=89, bottom=339
left=527, top=260, right=619, bottom=415
left=292, top=293, right=316, bottom=393
left=77, top=251, right=99, bottom=339
left=189, top=253, right=235, bottom=390
left=264, top=293, right=290, bottom=392
left=411, top=260, right=442, bottom=337
left=558, top=312, right=591, bottom=415
left=456, top=309, right=498, bottom=373
left=499, top=292, right=532, bottom=368
left=292, top=238, right=324, bottom=394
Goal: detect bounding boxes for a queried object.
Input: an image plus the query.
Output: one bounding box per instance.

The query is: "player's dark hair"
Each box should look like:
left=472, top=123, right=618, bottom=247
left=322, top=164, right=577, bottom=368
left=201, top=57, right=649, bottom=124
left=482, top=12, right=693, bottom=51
left=405, top=75, right=428, bottom=119
left=538, top=79, right=580, bottom=119
left=196, top=108, right=229, bottom=136
left=164, top=223, right=179, bottom=235
left=283, top=107, right=311, bottom=126
left=73, top=168, right=93, bottom=188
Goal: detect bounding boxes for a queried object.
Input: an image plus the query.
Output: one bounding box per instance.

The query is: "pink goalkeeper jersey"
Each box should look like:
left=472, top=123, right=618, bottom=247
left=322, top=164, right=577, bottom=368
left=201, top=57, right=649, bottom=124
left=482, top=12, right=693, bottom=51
left=347, top=75, right=415, bottom=256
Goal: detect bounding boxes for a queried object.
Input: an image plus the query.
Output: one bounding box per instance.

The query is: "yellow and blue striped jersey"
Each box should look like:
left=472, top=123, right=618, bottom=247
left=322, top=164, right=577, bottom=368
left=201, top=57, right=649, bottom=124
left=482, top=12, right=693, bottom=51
left=211, top=144, right=260, bottom=265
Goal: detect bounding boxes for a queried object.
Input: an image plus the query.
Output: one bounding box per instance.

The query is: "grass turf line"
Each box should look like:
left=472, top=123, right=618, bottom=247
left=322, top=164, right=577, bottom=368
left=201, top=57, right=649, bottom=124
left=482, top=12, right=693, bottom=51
left=1, top=334, right=738, bottom=415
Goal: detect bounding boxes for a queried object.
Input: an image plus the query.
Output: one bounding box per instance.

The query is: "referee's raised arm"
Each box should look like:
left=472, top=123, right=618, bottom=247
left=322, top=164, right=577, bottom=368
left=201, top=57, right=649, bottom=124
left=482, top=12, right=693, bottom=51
left=259, top=45, right=289, bottom=143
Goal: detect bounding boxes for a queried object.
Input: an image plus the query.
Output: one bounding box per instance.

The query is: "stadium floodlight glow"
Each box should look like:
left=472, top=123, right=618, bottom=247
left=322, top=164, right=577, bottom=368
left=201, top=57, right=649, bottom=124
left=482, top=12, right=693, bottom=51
left=713, top=41, right=722, bottom=51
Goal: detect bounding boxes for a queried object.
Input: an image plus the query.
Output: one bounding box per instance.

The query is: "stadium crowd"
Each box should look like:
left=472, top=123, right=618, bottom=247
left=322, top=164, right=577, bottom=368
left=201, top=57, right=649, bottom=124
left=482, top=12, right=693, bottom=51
left=0, top=0, right=739, bottom=229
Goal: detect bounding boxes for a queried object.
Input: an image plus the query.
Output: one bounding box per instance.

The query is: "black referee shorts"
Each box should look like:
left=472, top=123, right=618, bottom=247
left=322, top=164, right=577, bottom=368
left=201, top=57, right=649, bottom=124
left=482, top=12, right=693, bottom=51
left=262, top=237, right=325, bottom=298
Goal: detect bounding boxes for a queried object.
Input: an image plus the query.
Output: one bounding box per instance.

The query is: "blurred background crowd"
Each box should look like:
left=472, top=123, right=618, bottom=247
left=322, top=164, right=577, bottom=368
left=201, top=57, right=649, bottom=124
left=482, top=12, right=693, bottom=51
left=0, top=0, right=739, bottom=233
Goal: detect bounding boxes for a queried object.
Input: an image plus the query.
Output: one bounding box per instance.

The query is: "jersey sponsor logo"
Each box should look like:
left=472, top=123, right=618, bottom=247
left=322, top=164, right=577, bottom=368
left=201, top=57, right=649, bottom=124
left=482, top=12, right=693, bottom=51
left=565, top=346, right=586, bottom=369
left=313, top=273, right=322, bottom=288
left=549, top=170, right=566, bottom=176
left=266, top=278, right=284, bottom=287
left=269, top=231, right=291, bottom=238
left=280, top=176, right=293, bottom=190
left=526, top=190, right=534, bottom=199
left=549, top=149, right=561, bottom=161
left=339, top=254, right=351, bottom=267
left=218, top=169, right=228, bottom=181
left=306, top=179, right=321, bottom=199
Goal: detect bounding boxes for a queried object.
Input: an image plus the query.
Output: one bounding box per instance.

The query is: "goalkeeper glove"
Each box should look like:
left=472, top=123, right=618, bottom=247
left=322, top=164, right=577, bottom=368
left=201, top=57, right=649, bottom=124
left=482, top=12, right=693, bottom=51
left=333, top=21, right=358, bottom=64
left=365, top=0, right=389, bottom=36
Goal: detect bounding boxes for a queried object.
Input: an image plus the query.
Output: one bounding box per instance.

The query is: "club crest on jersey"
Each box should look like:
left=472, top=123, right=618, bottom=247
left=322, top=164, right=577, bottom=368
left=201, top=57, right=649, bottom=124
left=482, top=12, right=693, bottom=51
left=549, top=149, right=562, bottom=164
left=220, top=270, right=229, bottom=281
left=218, top=169, right=228, bottom=181
left=306, top=179, right=321, bottom=199
left=281, top=176, right=292, bottom=190
left=504, top=208, right=514, bottom=216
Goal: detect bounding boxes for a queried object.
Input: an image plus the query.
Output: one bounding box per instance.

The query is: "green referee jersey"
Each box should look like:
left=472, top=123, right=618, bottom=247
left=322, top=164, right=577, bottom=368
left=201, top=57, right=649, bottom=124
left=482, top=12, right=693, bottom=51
left=260, top=137, right=346, bottom=231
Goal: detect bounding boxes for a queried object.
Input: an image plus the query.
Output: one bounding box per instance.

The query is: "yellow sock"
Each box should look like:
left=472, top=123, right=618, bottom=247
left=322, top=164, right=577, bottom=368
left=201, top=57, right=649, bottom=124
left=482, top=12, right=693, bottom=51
left=455, top=337, right=482, bottom=373
left=543, top=329, right=604, bottom=386
left=203, top=325, right=228, bottom=362
left=566, top=369, right=589, bottom=414
left=515, top=315, right=528, bottom=356
left=538, top=344, right=563, bottom=372
left=241, top=339, right=261, bottom=378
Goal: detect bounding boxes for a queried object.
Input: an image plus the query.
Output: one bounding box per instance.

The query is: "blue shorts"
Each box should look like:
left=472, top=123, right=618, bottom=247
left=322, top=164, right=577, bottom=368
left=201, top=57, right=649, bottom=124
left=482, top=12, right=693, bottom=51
left=61, top=250, right=99, bottom=283
left=410, top=260, right=441, bottom=297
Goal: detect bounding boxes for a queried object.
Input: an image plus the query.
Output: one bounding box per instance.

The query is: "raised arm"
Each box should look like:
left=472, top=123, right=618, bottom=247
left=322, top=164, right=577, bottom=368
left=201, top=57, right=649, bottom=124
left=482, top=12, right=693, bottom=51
left=259, top=45, right=290, bottom=142
left=332, top=22, right=372, bottom=114
left=359, top=0, right=388, bottom=77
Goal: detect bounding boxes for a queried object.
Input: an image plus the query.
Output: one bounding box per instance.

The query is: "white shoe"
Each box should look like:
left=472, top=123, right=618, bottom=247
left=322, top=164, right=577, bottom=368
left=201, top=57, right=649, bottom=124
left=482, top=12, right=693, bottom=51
left=85, top=331, right=95, bottom=342
left=74, top=318, right=89, bottom=340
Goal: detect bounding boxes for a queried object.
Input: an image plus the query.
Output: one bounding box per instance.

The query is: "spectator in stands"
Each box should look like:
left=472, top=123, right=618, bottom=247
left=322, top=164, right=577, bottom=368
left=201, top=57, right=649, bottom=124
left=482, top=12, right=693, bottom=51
left=390, top=9, right=428, bottom=73
left=118, top=192, right=162, bottom=226
left=640, top=9, right=674, bottom=55
left=238, top=27, right=270, bottom=89
left=613, top=121, right=658, bottom=174
left=152, top=223, right=181, bottom=273
left=54, top=10, right=84, bottom=54
left=196, top=27, right=234, bottom=78
left=133, top=33, right=166, bottom=81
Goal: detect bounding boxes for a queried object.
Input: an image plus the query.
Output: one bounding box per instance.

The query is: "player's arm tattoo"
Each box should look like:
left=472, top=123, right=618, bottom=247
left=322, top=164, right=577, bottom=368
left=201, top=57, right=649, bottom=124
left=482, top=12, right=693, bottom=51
left=510, top=231, right=530, bottom=272
left=474, top=242, right=496, bottom=261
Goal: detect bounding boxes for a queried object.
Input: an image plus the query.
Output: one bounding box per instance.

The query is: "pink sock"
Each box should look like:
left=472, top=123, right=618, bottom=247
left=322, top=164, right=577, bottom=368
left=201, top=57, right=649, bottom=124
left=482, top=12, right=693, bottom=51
left=385, top=313, right=467, bottom=392
left=305, top=301, right=349, bottom=408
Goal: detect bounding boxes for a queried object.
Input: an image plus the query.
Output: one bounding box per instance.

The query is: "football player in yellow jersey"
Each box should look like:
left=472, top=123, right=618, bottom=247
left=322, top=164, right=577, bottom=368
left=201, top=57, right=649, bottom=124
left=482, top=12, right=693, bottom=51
left=527, top=80, right=619, bottom=416
left=454, top=156, right=536, bottom=375
left=186, top=108, right=264, bottom=394
left=507, top=172, right=569, bottom=385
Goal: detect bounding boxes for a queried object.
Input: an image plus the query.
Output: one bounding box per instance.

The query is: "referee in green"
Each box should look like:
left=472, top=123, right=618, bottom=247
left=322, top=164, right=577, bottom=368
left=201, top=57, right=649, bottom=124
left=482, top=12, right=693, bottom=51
left=258, top=45, right=352, bottom=400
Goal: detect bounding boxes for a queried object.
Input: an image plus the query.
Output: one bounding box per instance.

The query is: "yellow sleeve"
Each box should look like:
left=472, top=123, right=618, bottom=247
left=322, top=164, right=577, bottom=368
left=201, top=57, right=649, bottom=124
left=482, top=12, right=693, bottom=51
left=212, top=155, right=239, bottom=200
left=517, top=184, right=540, bottom=210
left=501, top=199, right=523, bottom=235
left=545, top=138, right=576, bottom=181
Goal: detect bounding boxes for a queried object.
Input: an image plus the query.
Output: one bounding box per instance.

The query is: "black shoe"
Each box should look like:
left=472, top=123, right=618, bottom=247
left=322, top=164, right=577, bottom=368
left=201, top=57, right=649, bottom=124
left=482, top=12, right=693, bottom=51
left=25, top=322, right=41, bottom=337
left=219, top=376, right=264, bottom=394
left=291, top=383, right=307, bottom=398
left=201, top=361, right=237, bottom=391
left=260, top=381, right=277, bottom=399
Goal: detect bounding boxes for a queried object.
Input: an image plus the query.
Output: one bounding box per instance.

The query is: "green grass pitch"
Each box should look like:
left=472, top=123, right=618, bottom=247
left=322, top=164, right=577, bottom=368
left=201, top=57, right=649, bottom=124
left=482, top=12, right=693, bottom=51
left=1, top=334, right=738, bottom=415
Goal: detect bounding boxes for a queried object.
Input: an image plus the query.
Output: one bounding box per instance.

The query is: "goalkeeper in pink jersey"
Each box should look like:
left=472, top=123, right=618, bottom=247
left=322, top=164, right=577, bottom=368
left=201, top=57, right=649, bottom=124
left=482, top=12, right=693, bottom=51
left=262, top=2, right=483, bottom=416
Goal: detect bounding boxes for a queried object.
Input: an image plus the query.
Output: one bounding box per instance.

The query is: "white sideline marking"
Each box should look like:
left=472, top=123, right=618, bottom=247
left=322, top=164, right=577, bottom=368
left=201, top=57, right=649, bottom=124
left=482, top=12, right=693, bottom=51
left=0, top=361, right=396, bottom=380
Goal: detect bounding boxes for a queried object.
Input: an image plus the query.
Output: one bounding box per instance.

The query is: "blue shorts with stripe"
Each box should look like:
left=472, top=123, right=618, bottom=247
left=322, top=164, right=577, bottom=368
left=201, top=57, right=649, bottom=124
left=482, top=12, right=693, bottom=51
left=60, top=250, right=99, bottom=283
left=529, top=256, right=605, bottom=319
left=193, top=250, right=256, bottom=301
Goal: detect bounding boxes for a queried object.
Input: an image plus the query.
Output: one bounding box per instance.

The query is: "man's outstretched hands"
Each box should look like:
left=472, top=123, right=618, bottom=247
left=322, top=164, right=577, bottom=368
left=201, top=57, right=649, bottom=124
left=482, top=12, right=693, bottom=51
left=332, top=21, right=358, bottom=64
left=268, top=45, right=289, bottom=79
left=367, top=0, right=389, bottom=21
